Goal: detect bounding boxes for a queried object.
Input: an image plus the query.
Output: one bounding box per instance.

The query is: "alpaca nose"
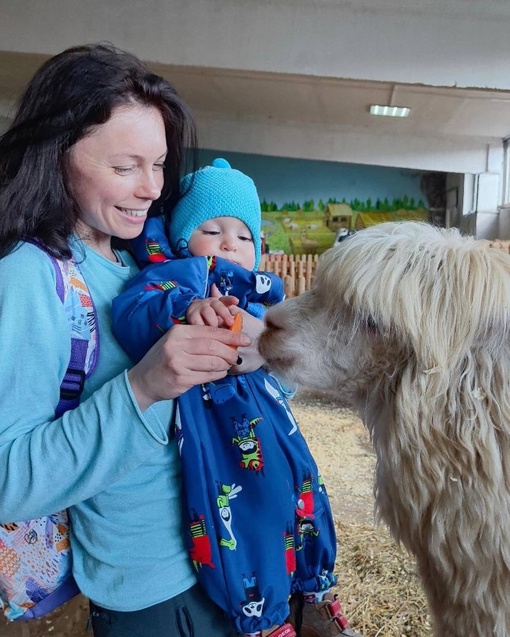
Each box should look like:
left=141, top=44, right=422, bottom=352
left=264, top=315, right=282, bottom=330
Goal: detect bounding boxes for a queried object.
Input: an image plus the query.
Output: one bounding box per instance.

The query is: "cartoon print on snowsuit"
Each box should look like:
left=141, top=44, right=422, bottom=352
left=172, top=368, right=338, bottom=634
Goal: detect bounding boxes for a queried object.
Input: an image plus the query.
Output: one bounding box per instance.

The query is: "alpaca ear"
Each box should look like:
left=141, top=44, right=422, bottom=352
left=395, top=245, right=510, bottom=383
left=392, top=249, right=510, bottom=507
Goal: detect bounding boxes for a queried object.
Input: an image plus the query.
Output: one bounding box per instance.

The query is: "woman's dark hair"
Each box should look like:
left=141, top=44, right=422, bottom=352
left=0, top=43, right=198, bottom=258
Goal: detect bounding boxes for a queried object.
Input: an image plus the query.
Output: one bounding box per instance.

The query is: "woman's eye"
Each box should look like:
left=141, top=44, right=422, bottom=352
left=113, top=166, right=134, bottom=175
left=153, top=162, right=165, bottom=171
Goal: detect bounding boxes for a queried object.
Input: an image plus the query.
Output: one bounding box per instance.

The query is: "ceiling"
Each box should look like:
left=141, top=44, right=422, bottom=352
left=2, top=49, right=510, bottom=149
left=150, top=63, right=510, bottom=144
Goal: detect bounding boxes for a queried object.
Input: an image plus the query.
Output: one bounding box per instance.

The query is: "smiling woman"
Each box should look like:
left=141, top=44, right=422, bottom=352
left=67, top=104, right=168, bottom=260
left=0, top=43, right=253, bottom=637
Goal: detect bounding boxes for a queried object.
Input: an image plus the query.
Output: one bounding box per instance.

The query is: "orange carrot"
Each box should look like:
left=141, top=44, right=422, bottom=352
left=228, top=313, right=243, bottom=349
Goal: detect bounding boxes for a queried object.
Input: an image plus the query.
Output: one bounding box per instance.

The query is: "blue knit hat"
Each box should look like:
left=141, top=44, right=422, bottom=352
left=169, top=158, right=262, bottom=269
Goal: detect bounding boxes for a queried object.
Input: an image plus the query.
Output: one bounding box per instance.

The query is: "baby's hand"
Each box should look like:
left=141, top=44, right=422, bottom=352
left=186, top=296, right=239, bottom=327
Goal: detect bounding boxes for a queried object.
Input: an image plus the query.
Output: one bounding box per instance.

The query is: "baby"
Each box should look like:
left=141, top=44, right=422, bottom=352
left=112, top=159, right=362, bottom=637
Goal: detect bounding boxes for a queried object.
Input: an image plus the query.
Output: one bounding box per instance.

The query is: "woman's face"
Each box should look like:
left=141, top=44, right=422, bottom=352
left=67, top=103, right=167, bottom=257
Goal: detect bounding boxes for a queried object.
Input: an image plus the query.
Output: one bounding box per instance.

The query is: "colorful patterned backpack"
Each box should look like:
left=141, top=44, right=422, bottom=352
left=0, top=248, right=98, bottom=621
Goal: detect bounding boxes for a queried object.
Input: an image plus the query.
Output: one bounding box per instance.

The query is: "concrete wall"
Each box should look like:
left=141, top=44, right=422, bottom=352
left=498, top=206, right=510, bottom=239
left=197, top=113, right=503, bottom=174
left=2, top=0, right=510, bottom=90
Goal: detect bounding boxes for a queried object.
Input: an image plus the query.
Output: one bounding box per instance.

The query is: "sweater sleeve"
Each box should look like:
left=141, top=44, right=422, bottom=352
left=0, top=244, right=167, bottom=523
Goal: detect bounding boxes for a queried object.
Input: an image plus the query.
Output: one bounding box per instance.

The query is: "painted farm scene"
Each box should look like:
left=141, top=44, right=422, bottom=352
left=261, top=197, right=428, bottom=255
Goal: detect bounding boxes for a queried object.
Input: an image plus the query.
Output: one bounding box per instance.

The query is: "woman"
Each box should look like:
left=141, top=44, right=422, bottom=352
left=0, top=43, right=256, bottom=637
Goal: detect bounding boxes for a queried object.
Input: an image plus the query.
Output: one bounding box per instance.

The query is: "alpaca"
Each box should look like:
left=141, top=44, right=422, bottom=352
left=258, top=221, right=510, bottom=637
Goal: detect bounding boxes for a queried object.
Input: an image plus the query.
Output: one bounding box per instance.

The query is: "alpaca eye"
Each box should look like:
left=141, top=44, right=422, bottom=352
left=366, top=315, right=378, bottom=331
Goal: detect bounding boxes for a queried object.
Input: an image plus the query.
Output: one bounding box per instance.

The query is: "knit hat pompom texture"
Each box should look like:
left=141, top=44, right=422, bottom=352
left=169, top=158, right=262, bottom=269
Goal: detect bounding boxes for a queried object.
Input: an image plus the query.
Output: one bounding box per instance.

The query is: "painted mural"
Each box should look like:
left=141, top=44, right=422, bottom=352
left=261, top=197, right=429, bottom=255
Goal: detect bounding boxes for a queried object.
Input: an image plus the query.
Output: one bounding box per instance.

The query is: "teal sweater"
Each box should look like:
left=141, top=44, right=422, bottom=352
left=0, top=239, right=196, bottom=611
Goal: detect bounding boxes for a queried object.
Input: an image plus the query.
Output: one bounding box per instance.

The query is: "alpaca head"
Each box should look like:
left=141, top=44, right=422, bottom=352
left=260, top=222, right=510, bottom=420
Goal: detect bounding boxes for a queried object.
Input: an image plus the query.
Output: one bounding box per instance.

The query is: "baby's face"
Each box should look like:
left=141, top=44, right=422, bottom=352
left=188, top=216, right=256, bottom=270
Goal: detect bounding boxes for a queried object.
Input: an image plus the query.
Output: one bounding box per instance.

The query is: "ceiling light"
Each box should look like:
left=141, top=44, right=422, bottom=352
left=370, top=104, right=411, bottom=118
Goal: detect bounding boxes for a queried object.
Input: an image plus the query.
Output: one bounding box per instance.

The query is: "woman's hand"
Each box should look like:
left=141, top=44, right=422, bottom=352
left=228, top=308, right=265, bottom=375
left=127, top=324, right=250, bottom=411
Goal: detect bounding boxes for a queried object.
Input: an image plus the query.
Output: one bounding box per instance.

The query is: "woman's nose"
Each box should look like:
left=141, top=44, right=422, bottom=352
left=137, top=170, right=163, bottom=200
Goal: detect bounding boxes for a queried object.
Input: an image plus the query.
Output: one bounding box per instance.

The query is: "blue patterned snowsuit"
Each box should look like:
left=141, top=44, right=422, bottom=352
left=112, top=219, right=337, bottom=635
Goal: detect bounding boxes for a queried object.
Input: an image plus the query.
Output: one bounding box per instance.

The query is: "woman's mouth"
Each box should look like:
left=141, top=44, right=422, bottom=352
left=117, top=207, right=148, bottom=218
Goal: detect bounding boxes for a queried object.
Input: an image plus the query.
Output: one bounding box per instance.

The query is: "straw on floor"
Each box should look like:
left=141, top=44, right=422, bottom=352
left=333, top=520, right=432, bottom=637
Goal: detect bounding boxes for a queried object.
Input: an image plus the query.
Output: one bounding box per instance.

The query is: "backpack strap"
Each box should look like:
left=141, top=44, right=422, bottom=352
left=47, top=253, right=99, bottom=417
left=0, top=247, right=99, bottom=622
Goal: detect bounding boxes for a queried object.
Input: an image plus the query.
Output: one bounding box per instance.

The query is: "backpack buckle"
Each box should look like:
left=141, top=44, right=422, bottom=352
left=60, top=367, right=86, bottom=400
